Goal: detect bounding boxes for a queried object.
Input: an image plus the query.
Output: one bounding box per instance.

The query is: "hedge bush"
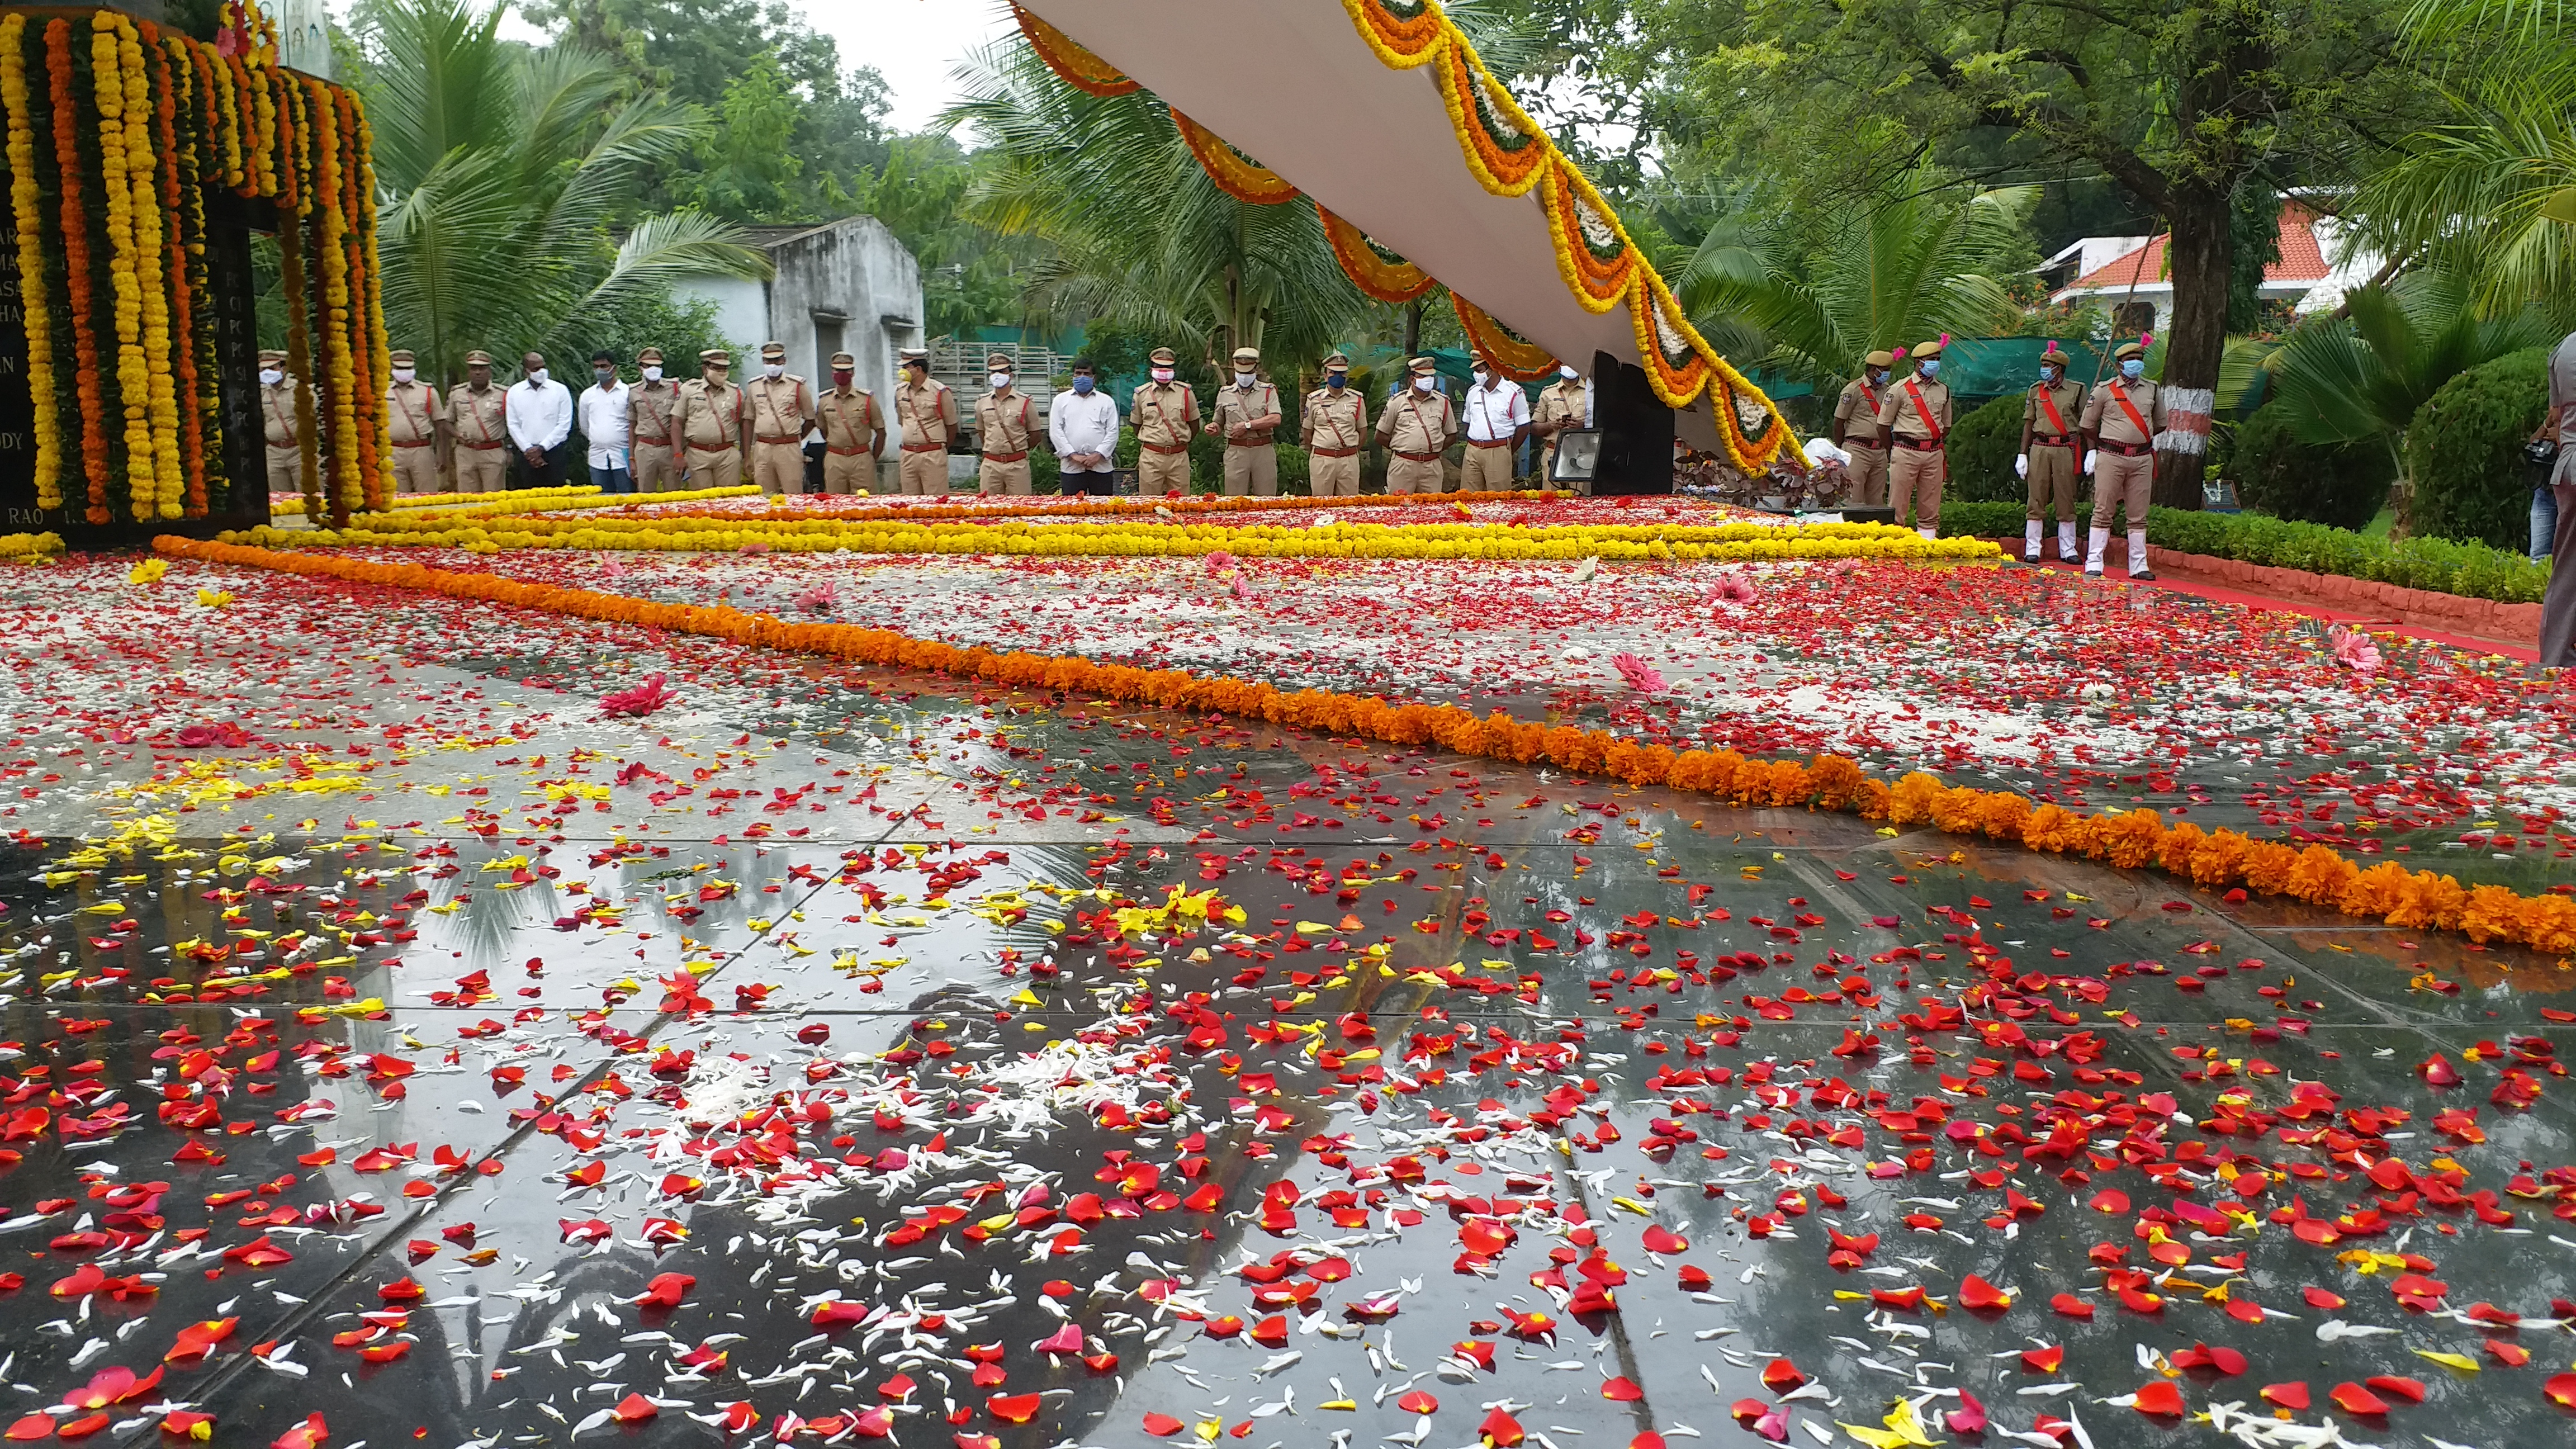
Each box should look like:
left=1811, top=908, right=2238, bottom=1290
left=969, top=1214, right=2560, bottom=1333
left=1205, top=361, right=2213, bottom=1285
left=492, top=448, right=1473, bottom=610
left=1935, top=501, right=2548, bottom=603
left=2228, top=402, right=2394, bottom=532
left=2405, top=345, right=2549, bottom=551
left=1939, top=395, right=2028, bottom=506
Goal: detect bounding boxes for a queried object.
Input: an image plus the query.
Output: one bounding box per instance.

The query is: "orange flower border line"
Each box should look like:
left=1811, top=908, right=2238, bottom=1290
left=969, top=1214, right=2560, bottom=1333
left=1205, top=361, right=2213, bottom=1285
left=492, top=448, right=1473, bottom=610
left=154, top=537, right=2576, bottom=959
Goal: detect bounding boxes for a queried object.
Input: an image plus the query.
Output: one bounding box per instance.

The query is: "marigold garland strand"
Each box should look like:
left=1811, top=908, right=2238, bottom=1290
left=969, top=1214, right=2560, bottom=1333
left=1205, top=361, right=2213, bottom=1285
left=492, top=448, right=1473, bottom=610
left=2, top=15, right=63, bottom=513
left=51, top=18, right=110, bottom=525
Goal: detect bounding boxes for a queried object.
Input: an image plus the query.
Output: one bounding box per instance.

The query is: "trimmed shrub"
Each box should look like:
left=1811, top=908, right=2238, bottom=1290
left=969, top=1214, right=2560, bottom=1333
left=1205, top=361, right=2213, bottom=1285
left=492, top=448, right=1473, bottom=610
left=2227, top=402, right=2395, bottom=532
left=2405, top=345, right=2549, bottom=551
left=1940, top=395, right=2028, bottom=505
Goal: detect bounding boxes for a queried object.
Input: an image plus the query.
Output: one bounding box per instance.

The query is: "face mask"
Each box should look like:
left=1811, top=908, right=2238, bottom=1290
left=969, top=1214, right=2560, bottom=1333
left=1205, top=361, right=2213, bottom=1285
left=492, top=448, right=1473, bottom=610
left=1471, top=370, right=1490, bottom=386
left=2040, top=366, right=2060, bottom=383
left=642, top=366, right=662, bottom=382
left=1151, top=367, right=1175, bottom=383
left=905, top=364, right=926, bottom=381
left=1413, top=376, right=1436, bottom=392
left=989, top=372, right=1012, bottom=390
left=2120, top=359, right=2145, bottom=380
left=1071, top=376, right=1095, bottom=395
left=1560, top=366, right=1579, bottom=381
left=1869, top=369, right=1888, bottom=386
left=526, top=368, right=547, bottom=385
left=390, top=368, right=414, bottom=385
left=595, top=367, right=614, bottom=383
left=764, top=363, right=785, bottom=380
left=1918, top=360, right=1939, bottom=378
left=1326, top=372, right=1346, bottom=390
left=1234, top=371, right=1256, bottom=385
left=705, top=368, right=727, bottom=383
left=833, top=370, right=854, bottom=389
left=259, top=368, right=282, bottom=387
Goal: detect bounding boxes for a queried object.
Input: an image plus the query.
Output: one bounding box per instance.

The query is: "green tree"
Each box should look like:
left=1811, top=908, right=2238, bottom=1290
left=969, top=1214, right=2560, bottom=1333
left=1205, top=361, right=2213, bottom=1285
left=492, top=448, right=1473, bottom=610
left=2351, top=51, right=2576, bottom=321
left=846, top=135, right=1040, bottom=340
left=675, top=53, right=806, bottom=222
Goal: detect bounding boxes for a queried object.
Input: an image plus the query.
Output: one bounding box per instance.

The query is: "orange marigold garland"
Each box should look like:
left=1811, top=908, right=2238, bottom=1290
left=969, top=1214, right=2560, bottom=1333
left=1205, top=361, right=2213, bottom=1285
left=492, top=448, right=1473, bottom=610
left=348, top=89, right=391, bottom=514
left=1171, top=108, right=1301, bottom=205
left=305, top=78, right=362, bottom=521
left=1450, top=293, right=1556, bottom=380
left=1315, top=202, right=1436, bottom=304
left=1008, top=1, right=1138, bottom=97
left=50, top=19, right=111, bottom=525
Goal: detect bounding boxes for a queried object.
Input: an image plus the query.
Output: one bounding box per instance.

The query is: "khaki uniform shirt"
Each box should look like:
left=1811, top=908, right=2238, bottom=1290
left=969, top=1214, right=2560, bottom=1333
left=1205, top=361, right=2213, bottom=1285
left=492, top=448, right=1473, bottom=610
left=896, top=378, right=956, bottom=449
left=1130, top=381, right=1199, bottom=449
left=974, top=389, right=1036, bottom=454
left=2081, top=378, right=2164, bottom=446
left=1213, top=381, right=1280, bottom=443
left=816, top=388, right=880, bottom=453
left=627, top=379, right=680, bottom=448
left=675, top=378, right=746, bottom=450
left=386, top=380, right=442, bottom=446
left=1874, top=375, right=1953, bottom=441
left=1535, top=379, right=1587, bottom=435
left=1834, top=377, right=1887, bottom=441
left=2022, top=378, right=2086, bottom=440
left=448, top=383, right=508, bottom=449
left=262, top=380, right=306, bottom=446
left=1377, top=387, right=1456, bottom=455
left=747, top=374, right=813, bottom=443
left=1302, top=387, right=1368, bottom=451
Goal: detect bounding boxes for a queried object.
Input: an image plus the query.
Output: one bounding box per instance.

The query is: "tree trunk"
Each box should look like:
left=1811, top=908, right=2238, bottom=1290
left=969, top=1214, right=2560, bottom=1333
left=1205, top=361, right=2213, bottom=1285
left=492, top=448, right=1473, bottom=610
left=1403, top=298, right=1423, bottom=362
left=2153, top=184, right=2231, bottom=509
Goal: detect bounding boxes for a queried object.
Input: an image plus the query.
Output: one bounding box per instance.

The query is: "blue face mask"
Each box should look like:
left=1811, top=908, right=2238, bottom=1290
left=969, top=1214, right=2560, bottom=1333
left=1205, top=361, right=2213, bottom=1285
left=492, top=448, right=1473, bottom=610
left=2120, top=359, right=2145, bottom=380
left=2040, top=366, right=2061, bottom=383
left=1919, top=359, right=1940, bottom=378
left=1071, top=375, right=1095, bottom=395
left=1326, top=372, right=1346, bottom=390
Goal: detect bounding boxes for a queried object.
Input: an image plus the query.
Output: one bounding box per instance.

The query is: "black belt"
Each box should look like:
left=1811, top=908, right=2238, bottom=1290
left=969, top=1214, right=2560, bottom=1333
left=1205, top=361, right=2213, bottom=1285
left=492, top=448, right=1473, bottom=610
left=2098, top=439, right=2154, bottom=456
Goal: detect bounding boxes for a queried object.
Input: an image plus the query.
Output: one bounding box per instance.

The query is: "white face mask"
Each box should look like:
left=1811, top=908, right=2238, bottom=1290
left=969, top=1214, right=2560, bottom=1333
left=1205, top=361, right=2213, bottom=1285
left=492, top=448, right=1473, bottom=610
left=641, top=366, right=662, bottom=382
left=390, top=368, right=414, bottom=385
left=764, top=363, right=785, bottom=380
left=1234, top=371, right=1256, bottom=385
left=525, top=368, right=547, bottom=385
left=1413, top=376, right=1436, bottom=392
left=1472, top=369, right=1491, bottom=385
left=1151, top=367, right=1175, bottom=383
left=259, top=368, right=282, bottom=387
left=1559, top=366, right=1580, bottom=381
left=989, top=372, right=1012, bottom=390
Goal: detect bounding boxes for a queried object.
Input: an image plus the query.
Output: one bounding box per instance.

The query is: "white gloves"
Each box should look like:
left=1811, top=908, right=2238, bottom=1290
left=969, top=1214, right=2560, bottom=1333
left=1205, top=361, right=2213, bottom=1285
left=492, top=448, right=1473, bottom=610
left=2083, top=449, right=2098, bottom=476
left=2013, top=454, right=2028, bottom=480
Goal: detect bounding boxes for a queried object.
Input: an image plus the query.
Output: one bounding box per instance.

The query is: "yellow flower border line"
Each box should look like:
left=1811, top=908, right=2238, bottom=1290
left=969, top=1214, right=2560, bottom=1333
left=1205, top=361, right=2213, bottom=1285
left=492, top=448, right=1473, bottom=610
left=268, top=482, right=605, bottom=517
left=150, top=534, right=2576, bottom=960
left=0, top=531, right=68, bottom=562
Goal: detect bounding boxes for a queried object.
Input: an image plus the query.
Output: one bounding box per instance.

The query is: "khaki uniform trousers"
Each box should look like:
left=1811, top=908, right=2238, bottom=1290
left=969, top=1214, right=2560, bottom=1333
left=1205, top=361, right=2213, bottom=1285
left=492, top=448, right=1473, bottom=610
left=1309, top=451, right=1361, bottom=496
left=1843, top=443, right=1889, bottom=508
left=1890, top=443, right=1946, bottom=528
left=391, top=444, right=441, bottom=495
left=687, top=445, right=742, bottom=491
left=751, top=441, right=804, bottom=496
left=1459, top=442, right=1515, bottom=491
left=823, top=450, right=877, bottom=495
left=454, top=444, right=507, bottom=494
left=2091, top=450, right=2154, bottom=528
left=1138, top=448, right=1190, bottom=494
left=2025, top=443, right=2079, bottom=522
left=631, top=446, right=678, bottom=494
left=266, top=443, right=302, bottom=495
left=1387, top=456, right=1443, bottom=495
left=898, top=448, right=946, bottom=495
left=1222, top=444, right=1277, bottom=496
left=978, top=457, right=1032, bottom=495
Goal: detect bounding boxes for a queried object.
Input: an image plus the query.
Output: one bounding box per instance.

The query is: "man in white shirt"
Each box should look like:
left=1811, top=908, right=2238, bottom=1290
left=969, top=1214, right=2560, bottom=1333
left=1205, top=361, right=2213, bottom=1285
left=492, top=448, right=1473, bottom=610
left=1459, top=353, right=1531, bottom=491
left=506, top=350, right=574, bottom=491
left=577, top=349, right=633, bottom=494
left=1049, top=356, right=1120, bottom=496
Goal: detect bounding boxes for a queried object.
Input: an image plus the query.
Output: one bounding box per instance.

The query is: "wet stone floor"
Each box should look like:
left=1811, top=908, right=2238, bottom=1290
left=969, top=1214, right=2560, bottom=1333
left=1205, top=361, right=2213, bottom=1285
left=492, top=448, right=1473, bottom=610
left=2, top=607, right=2574, bottom=1449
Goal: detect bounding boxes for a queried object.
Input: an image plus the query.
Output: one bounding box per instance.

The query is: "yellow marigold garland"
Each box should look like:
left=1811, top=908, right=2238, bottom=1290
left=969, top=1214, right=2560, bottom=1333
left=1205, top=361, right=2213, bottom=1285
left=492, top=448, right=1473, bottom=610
left=1, top=15, right=61, bottom=513
left=150, top=534, right=2576, bottom=962
left=115, top=15, right=183, bottom=521
left=306, top=78, right=362, bottom=520
left=0, top=531, right=67, bottom=562
left=351, top=92, right=392, bottom=514
left=90, top=13, right=154, bottom=523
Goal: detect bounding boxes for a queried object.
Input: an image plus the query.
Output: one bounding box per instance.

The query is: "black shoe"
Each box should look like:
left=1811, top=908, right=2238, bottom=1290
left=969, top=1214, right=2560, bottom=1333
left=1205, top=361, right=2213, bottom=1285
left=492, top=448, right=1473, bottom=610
left=2129, top=569, right=2157, bottom=581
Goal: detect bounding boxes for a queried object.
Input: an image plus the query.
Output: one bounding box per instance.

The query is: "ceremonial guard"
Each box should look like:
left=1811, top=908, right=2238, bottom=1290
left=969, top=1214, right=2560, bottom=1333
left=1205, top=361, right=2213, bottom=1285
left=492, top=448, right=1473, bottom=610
left=1832, top=350, right=1895, bottom=507
left=673, top=348, right=747, bottom=490
left=447, top=350, right=510, bottom=494
left=2081, top=338, right=2163, bottom=579
left=1301, top=352, right=1368, bottom=497
left=815, top=351, right=884, bottom=495
left=1532, top=364, right=1590, bottom=484
left=1874, top=339, right=1952, bottom=538
left=626, top=348, right=679, bottom=494
left=1376, top=356, right=1455, bottom=494
left=894, top=348, right=958, bottom=496
left=384, top=348, right=444, bottom=495
left=2015, top=343, right=2086, bottom=562
left=1459, top=354, right=1529, bottom=491
left=1131, top=347, right=1199, bottom=493
left=747, top=341, right=815, bottom=496
left=1208, top=345, right=1282, bottom=496
left=974, top=353, right=1037, bottom=495
left=258, top=349, right=308, bottom=495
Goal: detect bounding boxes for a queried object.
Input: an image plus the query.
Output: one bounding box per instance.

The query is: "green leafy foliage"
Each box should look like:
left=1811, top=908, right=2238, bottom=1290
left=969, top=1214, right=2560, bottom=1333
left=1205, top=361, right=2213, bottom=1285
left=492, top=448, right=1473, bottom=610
left=2228, top=403, right=2397, bottom=532
left=2405, top=346, right=2553, bottom=550
left=1940, top=395, right=2028, bottom=505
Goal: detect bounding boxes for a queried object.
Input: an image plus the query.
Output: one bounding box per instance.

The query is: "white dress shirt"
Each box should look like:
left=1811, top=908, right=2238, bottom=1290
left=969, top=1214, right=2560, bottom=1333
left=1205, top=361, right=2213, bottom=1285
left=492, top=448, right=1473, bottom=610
left=506, top=376, right=574, bottom=454
left=577, top=379, right=631, bottom=467
left=1049, top=387, right=1121, bottom=472
left=1463, top=380, right=1530, bottom=443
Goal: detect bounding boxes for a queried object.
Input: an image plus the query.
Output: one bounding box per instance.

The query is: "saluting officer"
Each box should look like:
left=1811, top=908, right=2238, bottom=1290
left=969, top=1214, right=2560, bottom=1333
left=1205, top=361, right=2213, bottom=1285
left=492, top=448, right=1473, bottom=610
left=746, top=340, right=814, bottom=496
left=627, top=347, right=680, bottom=494
left=447, top=350, right=510, bottom=494
left=1832, top=349, right=1895, bottom=508
left=2081, top=338, right=2163, bottom=580
left=673, top=348, right=747, bottom=490
left=2015, top=342, right=2085, bottom=563
left=974, top=353, right=1037, bottom=495
left=1874, top=339, right=1952, bottom=539
left=1376, top=356, right=1455, bottom=495
left=385, top=348, right=444, bottom=495
left=893, top=348, right=958, bottom=496
left=1302, top=352, right=1368, bottom=497
left=1132, top=347, right=1199, bottom=494
left=1209, top=345, right=1282, bottom=497
left=815, top=351, right=884, bottom=495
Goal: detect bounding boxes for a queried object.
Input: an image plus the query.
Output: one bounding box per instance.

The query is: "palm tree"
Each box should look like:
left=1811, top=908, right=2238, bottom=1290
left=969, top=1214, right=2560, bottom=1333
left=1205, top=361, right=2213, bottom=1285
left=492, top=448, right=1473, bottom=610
left=1674, top=173, right=2034, bottom=387
left=351, top=0, right=770, bottom=383
left=2348, top=56, right=2576, bottom=321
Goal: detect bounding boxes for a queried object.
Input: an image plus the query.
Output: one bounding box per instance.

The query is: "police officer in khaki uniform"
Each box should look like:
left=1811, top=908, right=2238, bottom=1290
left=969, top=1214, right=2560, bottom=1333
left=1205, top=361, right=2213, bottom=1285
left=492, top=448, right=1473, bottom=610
left=893, top=349, right=956, bottom=496
left=1832, top=350, right=1895, bottom=508
left=1302, top=352, right=1367, bottom=497
left=974, top=353, right=1037, bottom=495
left=1132, top=346, right=1199, bottom=494
left=673, top=348, right=747, bottom=490
left=815, top=351, right=884, bottom=495
left=1376, top=356, right=1456, bottom=494
left=1532, top=364, right=1589, bottom=485
left=258, top=349, right=307, bottom=495
left=2081, top=339, right=2163, bottom=579
left=2016, top=342, right=2086, bottom=563
left=447, top=350, right=510, bottom=494
left=385, top=348, right=444, bottom=495
left=746, top=340, right=813, bottom=496
left=1874, top=340, right=1953, bottom=538
left=1208, top=345, right=1282, bottom=496
left=626, top=347, right=680, bottom=494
